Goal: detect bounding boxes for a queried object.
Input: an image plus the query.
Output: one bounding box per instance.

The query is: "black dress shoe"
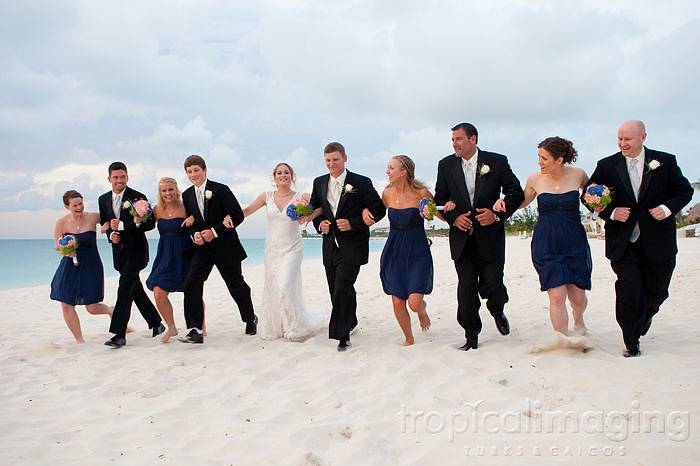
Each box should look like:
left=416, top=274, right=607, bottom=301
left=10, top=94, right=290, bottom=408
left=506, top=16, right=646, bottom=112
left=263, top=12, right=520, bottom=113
left=104, top=336, right=126, bottom=348
left=494, top=314, right=510, bottom=336
left=245, top=316, right=258, bottom=335
left=623, top=343, right=641, bottom=358
left=337, top=339, right=352, bottom=352
left=152, top=323, right=166, bottom=337
left=459, top=337, right=478, bottom=351
left=178, top=329, right=203, bottom=344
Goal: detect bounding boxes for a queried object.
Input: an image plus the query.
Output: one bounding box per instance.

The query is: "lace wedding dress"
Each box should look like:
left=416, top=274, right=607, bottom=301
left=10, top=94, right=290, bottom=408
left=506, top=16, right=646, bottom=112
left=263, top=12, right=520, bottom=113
left=260, top=191, right=324, bottom=341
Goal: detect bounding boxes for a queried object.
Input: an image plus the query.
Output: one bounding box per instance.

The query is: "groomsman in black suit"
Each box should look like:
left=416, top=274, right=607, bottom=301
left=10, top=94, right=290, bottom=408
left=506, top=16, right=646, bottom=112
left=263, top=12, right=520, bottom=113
left=179, top=154, right=257, bottom=344
left=434, top=123, right=524, bottom=351
left=98, top=162, right=164, bottom=348
left=310, top=142, right=386, bottom=351
left=585, top=120, right=692, bottom=357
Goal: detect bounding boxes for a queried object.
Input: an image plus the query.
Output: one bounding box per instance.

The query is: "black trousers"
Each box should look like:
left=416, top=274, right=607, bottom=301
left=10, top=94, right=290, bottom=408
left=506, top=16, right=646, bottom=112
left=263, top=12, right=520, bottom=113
left=183, top=249, right=255, bottom=331
left=610, top=241, right=675, bottom=350
left=324, top=246, right=361, bottom=341
left=454, top=236, right=508, bottom=339
left=109, top=259, right=161, bottom=338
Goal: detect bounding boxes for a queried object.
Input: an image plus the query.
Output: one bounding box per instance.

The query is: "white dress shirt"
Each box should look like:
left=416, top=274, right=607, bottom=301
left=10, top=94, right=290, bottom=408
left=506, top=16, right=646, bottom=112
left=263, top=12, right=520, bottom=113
left=460, top=150, right=478, bottom=205
left=327, top=170, right=347, bottom=217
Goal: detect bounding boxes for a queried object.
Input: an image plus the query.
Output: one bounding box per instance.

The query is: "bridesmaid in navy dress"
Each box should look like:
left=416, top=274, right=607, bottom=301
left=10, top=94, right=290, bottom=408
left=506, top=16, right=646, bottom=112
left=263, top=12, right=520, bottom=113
left=495, top=137, right=592, bottom=339
left=363, top=156, right=453, bottom=346
left=146, top=177, right=198, bottom=342
left=50, top=190, right=112, bottom=343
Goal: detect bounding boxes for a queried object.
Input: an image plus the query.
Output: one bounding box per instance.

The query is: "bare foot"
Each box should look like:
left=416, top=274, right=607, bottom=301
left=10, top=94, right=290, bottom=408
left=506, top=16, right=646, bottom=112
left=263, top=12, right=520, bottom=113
left=417, top=301, right=431, bottom=331
left=571, top=325, right=587, bottom=336
left=402, top=338, right=415, bottom=346
left=160, top=328, right=178, bottom=343
left=125, top=325, right=135, bottom=334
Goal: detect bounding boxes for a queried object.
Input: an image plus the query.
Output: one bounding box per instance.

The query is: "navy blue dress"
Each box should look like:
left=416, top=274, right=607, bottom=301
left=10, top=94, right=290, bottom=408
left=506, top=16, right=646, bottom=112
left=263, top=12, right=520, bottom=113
left=50, top=231, right=105, bottom=305
left=380, top=208, right=433, bottom=300
left=531, top=191, right=592, bottom=291
left=146, top=218, right=193, bottom=292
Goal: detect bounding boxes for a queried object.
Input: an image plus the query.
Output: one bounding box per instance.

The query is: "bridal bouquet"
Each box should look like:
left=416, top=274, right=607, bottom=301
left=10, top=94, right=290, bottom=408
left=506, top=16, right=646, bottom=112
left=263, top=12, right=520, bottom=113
left=286, top=198, right=314, bottom=221
left=584, top=184, right=612, bottom=220
left=58, top=234, right=79, bottom=266
left=123, top=199, right=152, bottom=227
left=419, top=197, right=442, bottom=221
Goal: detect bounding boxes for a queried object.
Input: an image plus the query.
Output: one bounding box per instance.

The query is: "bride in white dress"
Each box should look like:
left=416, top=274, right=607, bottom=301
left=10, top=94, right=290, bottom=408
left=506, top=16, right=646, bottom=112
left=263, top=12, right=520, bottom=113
left=243, top=163, right=324, bottom=341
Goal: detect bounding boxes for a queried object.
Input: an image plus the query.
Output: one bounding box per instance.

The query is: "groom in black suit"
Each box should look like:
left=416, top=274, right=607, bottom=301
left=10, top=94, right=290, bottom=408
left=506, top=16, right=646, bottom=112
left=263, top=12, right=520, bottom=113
left=586, top=120, right=692, bottom=357
left=98, top=161, right=164, bottom=348
left=310, top=142, right=386, bottom=351
left=434, top=123, right=524, bottom=351
left=179, top=154, right=257, bottom=344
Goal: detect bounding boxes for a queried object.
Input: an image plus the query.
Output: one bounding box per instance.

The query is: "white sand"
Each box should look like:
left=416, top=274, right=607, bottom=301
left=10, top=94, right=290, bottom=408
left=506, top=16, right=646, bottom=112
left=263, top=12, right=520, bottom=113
left=1, top=238, right=699, bottom=465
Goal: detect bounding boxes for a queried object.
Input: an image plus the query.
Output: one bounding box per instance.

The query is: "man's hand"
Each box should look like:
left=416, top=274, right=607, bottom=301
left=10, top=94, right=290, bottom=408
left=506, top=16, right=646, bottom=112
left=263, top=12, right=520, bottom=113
left=454, top=212, right=473, bottom=231
left=319, top=220, right=332, bottom=234
left=613, top=207, right=631, bottom=222
left=201, top=229, right=215, bottom=243
left=362, top=208, right=376, bottom=226
left=336, top=218, right=352, bottom=232
left=109, top=218, right=120, bottom=231
left=193, top=231, right=204, bottom=245
left=109, top=231, right=121, bottom=244
left=649, top=206, right=668, bottom=221
left=475, top=208, right=498, bottom=226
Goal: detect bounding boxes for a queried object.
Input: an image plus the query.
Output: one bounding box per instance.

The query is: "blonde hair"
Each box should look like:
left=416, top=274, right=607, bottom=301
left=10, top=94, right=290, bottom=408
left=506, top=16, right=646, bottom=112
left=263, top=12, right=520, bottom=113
left=388, top=155, right=427, bottom=191
left=154, top=177, right=181, bottom=214
left=272, top=162, right=296, bottom=186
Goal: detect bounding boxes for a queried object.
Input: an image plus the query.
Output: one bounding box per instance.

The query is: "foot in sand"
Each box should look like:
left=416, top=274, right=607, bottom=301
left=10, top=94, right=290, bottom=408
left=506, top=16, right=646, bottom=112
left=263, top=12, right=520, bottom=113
left=529, top=331, right=590, bottom=353
left=160, top=327, right=178, bottom=343
left=417, top=302, right=431, bottom=331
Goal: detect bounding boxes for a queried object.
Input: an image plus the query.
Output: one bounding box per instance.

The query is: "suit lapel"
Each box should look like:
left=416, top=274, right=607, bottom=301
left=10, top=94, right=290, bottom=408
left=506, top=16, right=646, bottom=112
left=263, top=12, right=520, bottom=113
left=472, top=152, right=486, bottom=208
left=186, top=187, right=205, bottom=226
left=614, top=153, right=636, bottom=203
left=637, top=148, right=653, bottom=202
left=451, top=155, right=472, bottom=210
left=318, top=174, right=334, bottom=219
left=203, top=184, right=211, bottom=221
left=335, top=171, right=353, bottom=215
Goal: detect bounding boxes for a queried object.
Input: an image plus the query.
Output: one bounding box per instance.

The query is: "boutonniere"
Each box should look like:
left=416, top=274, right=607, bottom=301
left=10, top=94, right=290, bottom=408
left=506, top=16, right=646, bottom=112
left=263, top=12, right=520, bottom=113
left=344, top=183, right=356, bottom=193
left=477, top=163, right=491, bottom=177
left=122, top=200, right=131, bottom=209
left=646, top=159, right=662, bottom=172
left=204, top=190, right=213, bottom=200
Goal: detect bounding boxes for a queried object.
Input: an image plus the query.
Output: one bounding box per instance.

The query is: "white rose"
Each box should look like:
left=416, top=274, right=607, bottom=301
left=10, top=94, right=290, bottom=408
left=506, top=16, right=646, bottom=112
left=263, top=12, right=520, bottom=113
left=479, top=164, right=491, bottom=175
left=345, top=184, right=355, bottom=193
left=648, top=160, right=661, bottom=170
left=205, top=190, right=213, bottom=199
left=122, top=200, right=131, bottom=208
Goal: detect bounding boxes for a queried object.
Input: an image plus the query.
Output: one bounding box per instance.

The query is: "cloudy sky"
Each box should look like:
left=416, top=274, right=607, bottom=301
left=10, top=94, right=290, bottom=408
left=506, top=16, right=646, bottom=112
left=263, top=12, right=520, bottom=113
left=2, top=0, right=699, bottom=238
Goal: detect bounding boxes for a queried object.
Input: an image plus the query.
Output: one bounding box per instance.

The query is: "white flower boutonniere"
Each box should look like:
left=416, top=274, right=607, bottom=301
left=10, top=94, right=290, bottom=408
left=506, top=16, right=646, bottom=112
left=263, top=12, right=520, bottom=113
left=204, top=190, right=213, bottom=200
left=122, top=200, right=131, bottom=209
left=477, top=163, right=491, bottom=177
left=344, top=183, right=355, bottom=193
left=646, top=160, right=662, bottom=172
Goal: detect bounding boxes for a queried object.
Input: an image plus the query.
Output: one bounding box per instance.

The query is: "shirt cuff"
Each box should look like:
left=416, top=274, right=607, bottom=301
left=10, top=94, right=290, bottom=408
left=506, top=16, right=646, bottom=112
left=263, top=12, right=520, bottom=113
left=610, top=208, right=618, bottom=221
left=118, top=221, right=124, bottom=231
left=660, top=205, right=671, bottom=219
left=211, top=227, right=218, bottom=238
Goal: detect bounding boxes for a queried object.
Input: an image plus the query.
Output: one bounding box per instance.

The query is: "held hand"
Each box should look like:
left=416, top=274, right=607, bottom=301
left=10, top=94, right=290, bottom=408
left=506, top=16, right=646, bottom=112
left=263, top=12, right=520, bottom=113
left=201, top=229, right=215, bottom=243
left=649, top=206, right=668, bottom=221
left=454, top=212, right=473, bottom=231
left=222, top=215, right=234, bottom=229
left=109, top=231, right=121, bottom=244
left=101, top=222, right=109, bottom=234
left=613, top=207, right=631, bottom=222
left=109, top=218, right=120, bottom=231
left=319, top=220, right=331, bottom=234
left=362, top=208, right=376, bottom=226
left=476, top=208, right=498, bottom=226
left=193, top=231, right=204, bottom=245
left=297, top=215, right=311, bottom=225
left=444, top=200, right=456, bottom=213
left=492, top=199, right=506, bottom=213
left=181, top=215, right=195, bottom=228
left=336, top=218, right=352, bottom=232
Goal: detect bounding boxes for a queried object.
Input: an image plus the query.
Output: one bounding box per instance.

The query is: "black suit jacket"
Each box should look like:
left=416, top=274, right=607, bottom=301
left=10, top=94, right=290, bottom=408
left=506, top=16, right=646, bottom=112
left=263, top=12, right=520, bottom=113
left=310, top=171, right=386, bottom=267
left=98, top=186, right=155, bottom=271
left=585, top=147, right=692, bottom=262
left=182, top=179, right=247, bottom=264
left=434, top=150, right=524, bottom=262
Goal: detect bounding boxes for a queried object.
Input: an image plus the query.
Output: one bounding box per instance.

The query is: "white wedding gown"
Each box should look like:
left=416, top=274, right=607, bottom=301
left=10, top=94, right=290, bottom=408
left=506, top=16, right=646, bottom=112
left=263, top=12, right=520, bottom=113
left=260, top=191, right=324, bottom=341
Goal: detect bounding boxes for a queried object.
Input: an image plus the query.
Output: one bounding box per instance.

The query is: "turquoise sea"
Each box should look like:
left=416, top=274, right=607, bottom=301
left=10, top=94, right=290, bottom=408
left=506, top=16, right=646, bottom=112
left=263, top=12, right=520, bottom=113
left=0, top=238, right=387, bottom=290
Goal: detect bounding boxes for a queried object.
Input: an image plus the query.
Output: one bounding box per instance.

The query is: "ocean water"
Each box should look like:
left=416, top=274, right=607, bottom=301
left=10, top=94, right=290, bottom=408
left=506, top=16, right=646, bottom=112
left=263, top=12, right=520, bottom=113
left=0, top=238, right=387, bottom=290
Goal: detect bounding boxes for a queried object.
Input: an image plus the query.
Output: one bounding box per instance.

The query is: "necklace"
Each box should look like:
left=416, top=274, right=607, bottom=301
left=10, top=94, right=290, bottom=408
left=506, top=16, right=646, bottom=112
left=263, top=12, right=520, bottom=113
left=72, top=214, right=83, bottom=232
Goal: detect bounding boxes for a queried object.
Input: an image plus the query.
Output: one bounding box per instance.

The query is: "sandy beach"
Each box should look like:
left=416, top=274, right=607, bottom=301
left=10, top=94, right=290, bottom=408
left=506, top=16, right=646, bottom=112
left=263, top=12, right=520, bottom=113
left=1, top=237, right=698, bottom=465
